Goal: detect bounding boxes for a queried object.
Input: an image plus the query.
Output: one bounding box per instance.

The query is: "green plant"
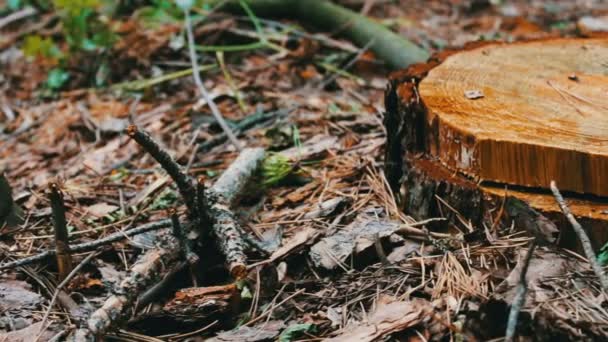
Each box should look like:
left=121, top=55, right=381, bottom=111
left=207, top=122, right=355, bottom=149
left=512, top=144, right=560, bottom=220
left=53, top=0, right=117, bottom=52
left=21, top=35, right=63, bottom=61
left=262, top=153, right=293, bottom=186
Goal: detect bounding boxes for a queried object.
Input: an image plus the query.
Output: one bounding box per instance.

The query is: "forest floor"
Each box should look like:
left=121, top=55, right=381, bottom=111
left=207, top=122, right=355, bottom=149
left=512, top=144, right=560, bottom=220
left=2, top=0, right=608, bottom=341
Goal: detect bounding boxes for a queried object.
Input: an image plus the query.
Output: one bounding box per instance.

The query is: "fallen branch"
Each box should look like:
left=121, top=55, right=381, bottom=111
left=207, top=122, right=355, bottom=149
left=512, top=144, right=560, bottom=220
left=70, top=147, right=265, bottom=338
left=206, top=0, right=429, bottom=69
left=86, top=234, right=181, bottom=338
left=550, top=181, right=608, bottom=292
left=127, top=125, right=197, bottom=217
left=0, top=220, right=172, bottom=271
left=505, top=240, right=537, bottom=342
left=208, top=147, right=265, bottom=278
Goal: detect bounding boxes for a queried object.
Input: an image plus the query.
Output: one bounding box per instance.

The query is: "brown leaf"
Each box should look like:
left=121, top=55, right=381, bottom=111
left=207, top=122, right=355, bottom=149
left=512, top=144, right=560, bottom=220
left=327, top=296, right=424, bottom=342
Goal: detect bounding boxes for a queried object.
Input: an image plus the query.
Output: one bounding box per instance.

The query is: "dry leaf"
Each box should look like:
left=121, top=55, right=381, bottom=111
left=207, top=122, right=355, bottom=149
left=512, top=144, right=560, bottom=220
left=85, top=202, right=119, bottom=218
left=327, top=296, right=424, bottom=342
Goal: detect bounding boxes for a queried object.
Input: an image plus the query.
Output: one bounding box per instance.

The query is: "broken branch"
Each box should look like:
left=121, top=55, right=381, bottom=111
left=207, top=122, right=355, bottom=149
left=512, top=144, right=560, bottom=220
left=0, top=219, right=172, bottom=271
left=49, top=183, right=73, bottom=280
left=505, top=240, right=537, bottom=342
left=127, top=125, right=197, bottom=217
left=208, top=147, right=265, bottom=278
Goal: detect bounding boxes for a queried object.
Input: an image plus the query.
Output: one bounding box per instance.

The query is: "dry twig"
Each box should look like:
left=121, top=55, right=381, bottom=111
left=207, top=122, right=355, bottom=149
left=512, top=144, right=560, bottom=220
left=550, top=181, right=608, bottom=292
left=505, top=240, right=537, bottom=342
left=37, top=251, right=99, bottom=338
left=0, top=219, right=172, bottom=271
left=127, top=125, right=197, bottom=217
left=49, top=183, right=73, bottom=280
left=183, top=7, right=241, bottom=151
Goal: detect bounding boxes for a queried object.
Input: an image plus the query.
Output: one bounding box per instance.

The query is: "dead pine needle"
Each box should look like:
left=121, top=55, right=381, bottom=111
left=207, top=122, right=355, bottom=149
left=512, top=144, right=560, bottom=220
left=505, top=240, right=537, bottom=342
left=550, top=181, right=608, bottom=292
left=49, top=182, right=73, bottom=281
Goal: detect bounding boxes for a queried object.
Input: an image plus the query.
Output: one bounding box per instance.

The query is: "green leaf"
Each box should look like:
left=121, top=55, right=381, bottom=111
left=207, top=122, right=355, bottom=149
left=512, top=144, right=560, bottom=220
left=46, top=68, right=70, bottom=90
left=278, top=323, right=316, bottom=342
left=22, top=35, right=62, bottom=60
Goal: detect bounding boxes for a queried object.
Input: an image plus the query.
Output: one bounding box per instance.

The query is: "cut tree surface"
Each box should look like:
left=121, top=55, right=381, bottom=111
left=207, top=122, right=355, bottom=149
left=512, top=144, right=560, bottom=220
left=419, top=38, right=608, bottom=196
left=384, top=38, right=608, bottom=250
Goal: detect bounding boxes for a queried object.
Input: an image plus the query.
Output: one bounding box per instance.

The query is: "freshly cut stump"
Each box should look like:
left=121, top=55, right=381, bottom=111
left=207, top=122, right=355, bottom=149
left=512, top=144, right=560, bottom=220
left=385, top=38, right=608, bottom=249
left=422, top=38, right=608, bottom=196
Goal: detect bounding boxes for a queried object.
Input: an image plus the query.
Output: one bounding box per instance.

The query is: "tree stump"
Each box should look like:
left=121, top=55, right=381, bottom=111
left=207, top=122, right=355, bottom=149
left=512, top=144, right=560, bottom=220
left=385, top=38, right=608, bottom=250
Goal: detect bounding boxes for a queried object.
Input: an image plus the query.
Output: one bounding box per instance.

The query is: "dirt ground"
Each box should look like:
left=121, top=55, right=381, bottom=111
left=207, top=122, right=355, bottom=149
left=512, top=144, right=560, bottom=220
left=2, top=0, right=608, bottom=341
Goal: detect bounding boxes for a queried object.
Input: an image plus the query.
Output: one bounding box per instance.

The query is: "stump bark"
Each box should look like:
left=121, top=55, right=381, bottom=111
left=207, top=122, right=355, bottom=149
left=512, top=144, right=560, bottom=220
left=384, top=38, right=608, bottom=250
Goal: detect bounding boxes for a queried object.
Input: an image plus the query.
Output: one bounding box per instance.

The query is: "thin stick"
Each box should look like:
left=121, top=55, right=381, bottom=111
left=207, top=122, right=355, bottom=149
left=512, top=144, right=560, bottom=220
left=550, top=181, right=608, bottom=292
left=505, top=240, right=537, bottom=341
left=183, top=7, right=242, bottom=151
left=0, top=6, right=37, bottom=30
left=127, top=125, right=197, bottom=217
left=49, top=183, right=73, bottom=280
left=0, top=219, right=172, bottom=270
left=37, top=252, right=98, bottom=337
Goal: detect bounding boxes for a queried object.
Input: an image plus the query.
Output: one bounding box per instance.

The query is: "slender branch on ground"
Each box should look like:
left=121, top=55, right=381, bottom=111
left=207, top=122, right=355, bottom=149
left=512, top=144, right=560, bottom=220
left=208, top=0, right=429, bottom=69
left=505, top=240, right=537, bottom=342
left=49, top=183, right=73, bottom=281
left=195, top=108, right=288, bottom=154
left=550, top=181, right=608, bottom=292
left=0, top=219, right=172, bottom=271
left=72, top=148, right=266, bottom=337
left=183, top=7, right=242, bottom=151
left=37, top=251, right=99, bottom=338
left=0, top=6, right=37, bottom=30
left=127, top=125, right=197, bottom=218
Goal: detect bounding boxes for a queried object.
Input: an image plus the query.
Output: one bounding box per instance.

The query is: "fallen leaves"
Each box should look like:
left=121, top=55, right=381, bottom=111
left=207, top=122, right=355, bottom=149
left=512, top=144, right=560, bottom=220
left=309, top=211, right=402, bottom=270
left=327, top=296, right=426, bottom=342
